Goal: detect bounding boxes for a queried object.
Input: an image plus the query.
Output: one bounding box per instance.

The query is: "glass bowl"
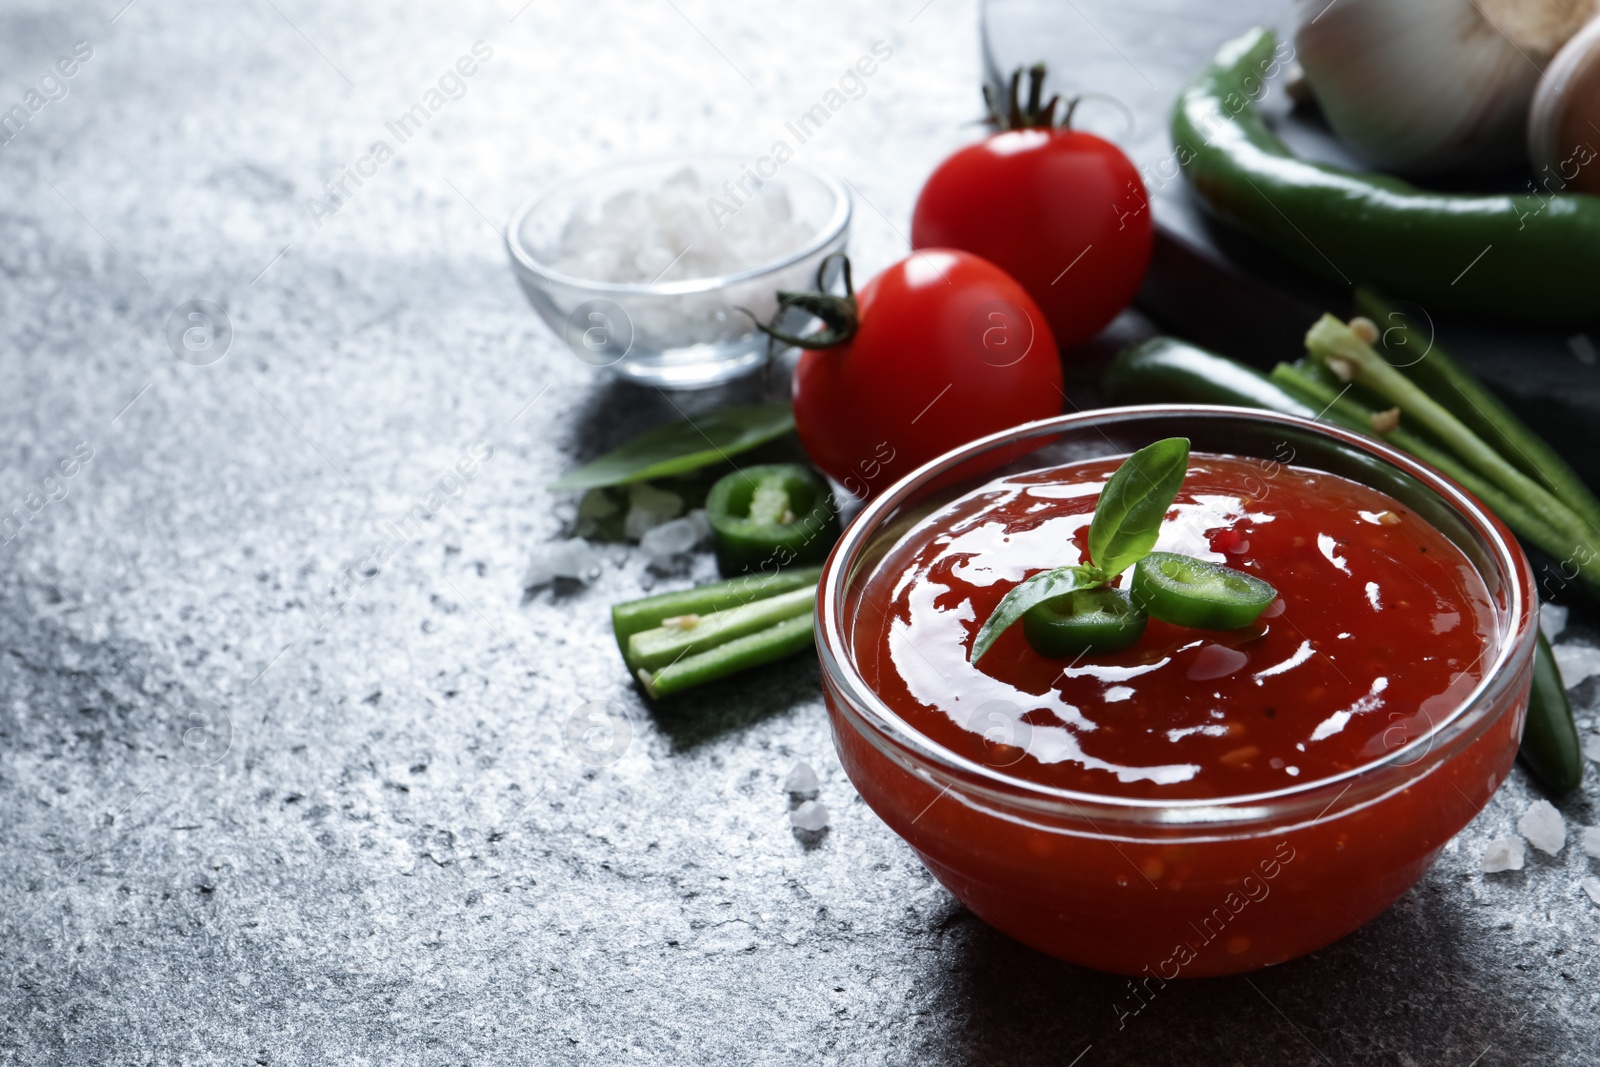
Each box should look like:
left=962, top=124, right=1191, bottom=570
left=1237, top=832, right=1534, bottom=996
left=817, top=405, right=1537, bottom=977
left=505, top=155, right=850, bottom=389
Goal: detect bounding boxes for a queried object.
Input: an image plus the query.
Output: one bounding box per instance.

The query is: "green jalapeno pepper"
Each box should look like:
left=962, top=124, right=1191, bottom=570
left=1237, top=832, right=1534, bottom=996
left=705, top=463, right=840, bottom=574
left=1522, top=632, right=1584, bottom=795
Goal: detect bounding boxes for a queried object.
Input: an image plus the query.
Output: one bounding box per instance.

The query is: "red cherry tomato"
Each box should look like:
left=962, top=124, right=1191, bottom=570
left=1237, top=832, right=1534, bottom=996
left=791, top=249, right=1062, bottom=498
left=911, top=126, right=1152, bottom=350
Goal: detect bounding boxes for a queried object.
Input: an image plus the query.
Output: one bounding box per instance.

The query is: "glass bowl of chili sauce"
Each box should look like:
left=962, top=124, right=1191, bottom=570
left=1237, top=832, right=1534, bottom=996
left=817, top=406, right=1536, bottom=978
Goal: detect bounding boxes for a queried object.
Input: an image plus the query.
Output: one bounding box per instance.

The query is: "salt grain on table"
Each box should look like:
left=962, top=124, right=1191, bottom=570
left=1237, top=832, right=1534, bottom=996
left=1582, top=825, right=1600, bottom=860
left=1481, top=836, right=1525, bottom=873
left=624, top=484, right=684, bottom=542
left=1539, top=602, right=1568, bottom=641
left=790, top=799, right=829, bottom=832
left=1553, top=641, right=1600, bottom=689
left=1518, top=799, right=1566, bottom=855
left=524, top=538, right=601, bottom=588
left=639, top=510, right=709, bottom=567
left=1583, top=877, right=1600, bottom=907
left=782, top=761, right=820, bottom=795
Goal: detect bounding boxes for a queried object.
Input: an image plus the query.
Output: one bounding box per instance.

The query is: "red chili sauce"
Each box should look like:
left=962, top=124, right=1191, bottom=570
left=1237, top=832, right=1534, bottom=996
left=853, top=454, right=1497, bottom=799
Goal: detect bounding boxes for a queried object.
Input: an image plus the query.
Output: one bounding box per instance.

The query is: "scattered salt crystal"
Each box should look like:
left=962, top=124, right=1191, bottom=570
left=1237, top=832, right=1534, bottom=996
left=577, top=488, right=619, bottom=521
left=523, top=538, right=600, bottom=588
left=782, top=761, right=820, bottom=795
left=1553, top=642, right=1600, bottom=689
left=1581, top=826, right=1600, bottom=859
left=789, top=799, right=829, bottom=832
left=685, top=508, right=712, bottom=542
left=1481, top=836, right=1525, bottom=873
left=629, top=482, right=683, bottom=511
left=1539, top=602, right=1568, bottom=641
left=625, top=484, right=684, bottom=541
left=1583, top=734, right=1600, bottom=765
left=1583, top=877, right=1600, bottom=906
left=574, top=490, right=623, bottom=538
left=1518, top=799, right=1566, bottom=855
left=639, top=514, right=705, bottom=566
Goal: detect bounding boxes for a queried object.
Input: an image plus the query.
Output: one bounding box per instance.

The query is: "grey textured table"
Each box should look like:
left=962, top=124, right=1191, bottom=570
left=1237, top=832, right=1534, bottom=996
left=2, top=1, right=1597, bottom=1064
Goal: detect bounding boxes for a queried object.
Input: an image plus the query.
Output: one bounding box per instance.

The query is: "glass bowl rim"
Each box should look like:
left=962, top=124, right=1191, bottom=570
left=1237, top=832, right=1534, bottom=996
left=503, top=153, right=852, bottom=297
left=817, top=403, right=1537, bottom=816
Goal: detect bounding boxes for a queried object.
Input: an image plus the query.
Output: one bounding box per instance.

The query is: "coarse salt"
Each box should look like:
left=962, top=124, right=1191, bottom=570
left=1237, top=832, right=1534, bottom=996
left=523, top=538, right=601, bottom=588
left=1583, top=877, right=1600, bottom=906
left=1583, top=733, right=1600, bottom=765
left=1538, top=602, right=1568, bottom=641
left=790, top=799, right=829, bottom=832
left=639, top=512, right=708, bottom=567
left=782, top=761, right=819, bottom=795
left=1553, top=641, right=1600, bottom=689
left=1481, top=836, right=1525, bottom=873
left=1517, top=799, right=1566, bottom=855
left=624, top=483, right=684, bottom=542
left=1581, top=825, right=1600, bottom=860
left=543, top=167, right=815, bottom=284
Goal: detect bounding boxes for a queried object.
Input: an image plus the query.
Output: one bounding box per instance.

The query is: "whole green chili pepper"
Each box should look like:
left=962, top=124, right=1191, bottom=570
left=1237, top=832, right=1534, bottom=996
left=1523, top=632, right=1583, bottom=795
left=1174, top=29, right=1600, bottom=322
left=1103, top=337, right=1321, bottom=419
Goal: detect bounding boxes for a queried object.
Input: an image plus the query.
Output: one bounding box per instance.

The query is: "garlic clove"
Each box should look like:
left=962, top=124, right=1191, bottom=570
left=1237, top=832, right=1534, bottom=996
left=1292, top=0, right=1597, bottom=175
left=1529, top=16, right=1600, bottom=195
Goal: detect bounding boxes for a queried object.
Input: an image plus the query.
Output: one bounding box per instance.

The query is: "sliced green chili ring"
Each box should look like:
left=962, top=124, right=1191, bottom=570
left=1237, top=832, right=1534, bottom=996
left=1022, top=587, right=1147, bottom=658
left=1131, top=552, right=1278, bottom=630
left=706, top=463, right=840, bottom=574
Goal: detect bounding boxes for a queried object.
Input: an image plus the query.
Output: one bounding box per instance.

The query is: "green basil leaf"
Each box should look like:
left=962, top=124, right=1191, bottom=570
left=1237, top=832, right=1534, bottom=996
left=1087, top=437, right=1190, bottom=578
left=551, top=403, right=796, bottom=491
left=970, top=565, right=1102, bottom=664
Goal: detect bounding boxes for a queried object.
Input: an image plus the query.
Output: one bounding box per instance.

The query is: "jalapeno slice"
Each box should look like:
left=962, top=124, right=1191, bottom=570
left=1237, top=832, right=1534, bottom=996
left=1131, top=551, right=1277, bottom=630
left=706, top=463, right=840, bottom=574
left=1022, top=586, right=1147, bottom=658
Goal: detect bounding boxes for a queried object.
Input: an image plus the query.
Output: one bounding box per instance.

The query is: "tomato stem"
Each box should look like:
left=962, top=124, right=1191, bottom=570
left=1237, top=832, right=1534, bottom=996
left=984, top=63, right=1071, bottom=130
left=741, top=251, right=859, bottom=350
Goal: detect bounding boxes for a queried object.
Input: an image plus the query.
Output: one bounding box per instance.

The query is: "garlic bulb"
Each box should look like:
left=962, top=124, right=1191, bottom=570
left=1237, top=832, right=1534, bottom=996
left=1292, top=0, right=1598, bottom=175
left=1529, top=17, right=1600, bottom=194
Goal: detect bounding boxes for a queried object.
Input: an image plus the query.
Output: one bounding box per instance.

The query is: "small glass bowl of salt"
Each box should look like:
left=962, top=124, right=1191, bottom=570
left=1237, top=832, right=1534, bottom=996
left=506, top=155, right=850, bottom=388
